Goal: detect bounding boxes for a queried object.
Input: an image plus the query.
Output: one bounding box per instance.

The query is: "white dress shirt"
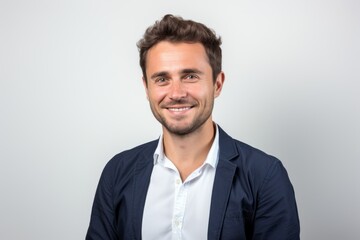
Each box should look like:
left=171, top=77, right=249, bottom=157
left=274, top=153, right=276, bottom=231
left=142, top=125, right=220, bottom=240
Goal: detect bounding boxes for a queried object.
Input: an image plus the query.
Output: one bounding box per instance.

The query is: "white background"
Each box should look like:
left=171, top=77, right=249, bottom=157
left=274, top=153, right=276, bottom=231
left=1, top=0, right=359, bottom=239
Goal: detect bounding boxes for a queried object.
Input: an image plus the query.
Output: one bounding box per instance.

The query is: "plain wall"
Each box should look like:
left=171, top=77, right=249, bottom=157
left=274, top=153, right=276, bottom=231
left=1, top=0, right=359, bottom=239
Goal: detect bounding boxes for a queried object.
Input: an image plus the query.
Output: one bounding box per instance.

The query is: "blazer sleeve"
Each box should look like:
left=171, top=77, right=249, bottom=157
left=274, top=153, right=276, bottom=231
left=86, top=162, right=119, bottom=240
left=252, top=160, right=300, bottom=240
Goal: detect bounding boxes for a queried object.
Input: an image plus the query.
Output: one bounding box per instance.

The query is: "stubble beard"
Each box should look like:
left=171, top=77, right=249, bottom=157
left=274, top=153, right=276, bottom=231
left=150, top=100, right=214, bottom=136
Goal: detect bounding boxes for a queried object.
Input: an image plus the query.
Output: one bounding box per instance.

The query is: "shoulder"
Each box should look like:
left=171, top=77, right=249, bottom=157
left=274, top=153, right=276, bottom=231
left=218, top=126, right=287, bottom=187
left=100, top=139, right=158, bottom=182
left=218, top=126, right=280, bottom=167
left=111, top=140, right=158, bottom=164
left=234, top=138, right=280, bottom=170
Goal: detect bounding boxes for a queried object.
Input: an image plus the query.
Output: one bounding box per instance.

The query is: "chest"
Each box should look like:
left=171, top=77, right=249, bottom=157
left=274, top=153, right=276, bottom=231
left=112, top=163, right=254, bottom=240
left=141, top=164, right=216, bottom=239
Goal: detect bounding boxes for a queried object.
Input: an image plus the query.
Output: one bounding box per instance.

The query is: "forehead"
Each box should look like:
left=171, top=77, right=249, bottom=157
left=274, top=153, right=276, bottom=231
left=145, top=41, right=210, bottom=73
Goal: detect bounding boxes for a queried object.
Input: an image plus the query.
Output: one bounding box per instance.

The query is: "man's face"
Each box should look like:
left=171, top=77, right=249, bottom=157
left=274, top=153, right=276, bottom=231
left=143, top=41, right=224, bottom=136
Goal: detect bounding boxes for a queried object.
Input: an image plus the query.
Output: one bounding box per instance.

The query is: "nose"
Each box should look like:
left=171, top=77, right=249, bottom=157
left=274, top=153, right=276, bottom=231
left=169, top=80, right=187, bottom=100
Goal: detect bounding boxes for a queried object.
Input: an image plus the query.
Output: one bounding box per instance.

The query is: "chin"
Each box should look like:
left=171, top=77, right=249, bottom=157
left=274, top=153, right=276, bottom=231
left=164, top=123, right=202, bottom=136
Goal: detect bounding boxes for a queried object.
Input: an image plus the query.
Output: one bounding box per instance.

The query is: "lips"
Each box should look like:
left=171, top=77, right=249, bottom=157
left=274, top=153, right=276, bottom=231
left=167, top=107, right=192, bottom=112
left=161, top=100, right=196, bottom=114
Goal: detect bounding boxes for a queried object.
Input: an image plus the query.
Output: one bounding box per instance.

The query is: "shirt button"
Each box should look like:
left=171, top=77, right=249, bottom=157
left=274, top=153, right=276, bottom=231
left=175, top=219, right=182, bottom=227
left=176, top=179, right=181, bottom=185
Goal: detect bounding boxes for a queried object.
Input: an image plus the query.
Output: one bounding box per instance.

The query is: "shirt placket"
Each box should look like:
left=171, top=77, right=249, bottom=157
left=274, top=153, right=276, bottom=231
left=172, top=177, right=188, bottom=240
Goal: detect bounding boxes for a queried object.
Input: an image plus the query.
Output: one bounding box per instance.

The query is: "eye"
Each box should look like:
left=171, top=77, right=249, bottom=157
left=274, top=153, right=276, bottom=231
left=156, top=77, right=165, bottom=82
left=184, top=74, right=199, bottom=80
left=154, top=77, right=168, bottom=85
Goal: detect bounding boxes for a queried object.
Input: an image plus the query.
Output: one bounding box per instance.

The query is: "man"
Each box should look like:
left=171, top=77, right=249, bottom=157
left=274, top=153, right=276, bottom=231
left=86, top=14, right=300, bottom=240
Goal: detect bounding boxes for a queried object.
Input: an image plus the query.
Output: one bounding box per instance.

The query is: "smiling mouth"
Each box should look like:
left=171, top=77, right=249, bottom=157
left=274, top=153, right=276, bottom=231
left=167, top=107, right=192, bottom=112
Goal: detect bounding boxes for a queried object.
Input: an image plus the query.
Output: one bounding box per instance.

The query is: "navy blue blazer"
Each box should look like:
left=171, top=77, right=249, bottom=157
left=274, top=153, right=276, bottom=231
left=86, top=127, right=300, bottom=239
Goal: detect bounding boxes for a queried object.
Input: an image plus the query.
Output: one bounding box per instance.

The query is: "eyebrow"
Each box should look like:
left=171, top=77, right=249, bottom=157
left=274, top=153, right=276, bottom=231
left=180, top=68, right=204, bottom=75
left=150, top=71, right=168, bottom=80
left=150, top=68, right=204, bottom=79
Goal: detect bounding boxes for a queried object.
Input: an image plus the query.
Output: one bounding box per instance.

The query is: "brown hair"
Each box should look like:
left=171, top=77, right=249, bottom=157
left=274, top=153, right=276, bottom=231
left=137, top=14, right=222, bottom=83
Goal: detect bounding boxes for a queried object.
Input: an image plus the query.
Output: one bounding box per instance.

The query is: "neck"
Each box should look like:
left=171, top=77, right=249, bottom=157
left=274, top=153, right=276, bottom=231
left=162, top=119, right=216, bottom=181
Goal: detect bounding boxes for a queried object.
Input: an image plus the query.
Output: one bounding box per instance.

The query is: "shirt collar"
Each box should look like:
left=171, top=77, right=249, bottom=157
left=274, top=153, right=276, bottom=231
left=153, top=124, right=220, bottom=169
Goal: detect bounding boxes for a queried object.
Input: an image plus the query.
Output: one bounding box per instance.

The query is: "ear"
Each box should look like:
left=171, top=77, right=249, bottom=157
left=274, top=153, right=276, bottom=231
left=214, top=71, right=225, bottom=98
left=142, top=76, right=149, bottom=100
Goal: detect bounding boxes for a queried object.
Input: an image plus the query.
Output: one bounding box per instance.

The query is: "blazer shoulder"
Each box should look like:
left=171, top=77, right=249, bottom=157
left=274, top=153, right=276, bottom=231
left=219, top=126, right=279, bottom=168
left=101, top=139, right=158, bottom=182
left=233, top=138, right=293, bottom=193
left=218, top=127, right=284, bottom=186
left=237, top=138, right=283, bottom=168
left=111, top=139, right=158, bottom=164
left=234, top=139, right=279, bottom=165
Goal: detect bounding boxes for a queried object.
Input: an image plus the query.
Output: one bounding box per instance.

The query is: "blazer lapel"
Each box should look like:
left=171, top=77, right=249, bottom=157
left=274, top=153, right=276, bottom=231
left=208, top=127, right=238, bottom=240
left=131, top=141, right=157, bottom=240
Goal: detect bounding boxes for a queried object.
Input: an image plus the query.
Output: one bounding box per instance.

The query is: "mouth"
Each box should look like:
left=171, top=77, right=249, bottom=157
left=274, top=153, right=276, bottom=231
left=167, top=106, right=192, bottom=112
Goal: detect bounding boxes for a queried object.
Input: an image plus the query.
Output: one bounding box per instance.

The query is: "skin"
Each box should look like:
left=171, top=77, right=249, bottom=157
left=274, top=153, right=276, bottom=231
left=143, top=41, right=225, bottom=180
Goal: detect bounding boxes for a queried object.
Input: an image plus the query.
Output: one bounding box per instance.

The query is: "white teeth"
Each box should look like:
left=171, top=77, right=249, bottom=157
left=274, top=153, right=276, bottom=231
left=168, top=107, right=190, bottom=112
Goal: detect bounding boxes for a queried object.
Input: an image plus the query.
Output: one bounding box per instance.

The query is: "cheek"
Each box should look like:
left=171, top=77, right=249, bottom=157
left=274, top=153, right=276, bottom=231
left=147, top=88, right=168, bottom=103
left=189, top=86, right=214, bottom=100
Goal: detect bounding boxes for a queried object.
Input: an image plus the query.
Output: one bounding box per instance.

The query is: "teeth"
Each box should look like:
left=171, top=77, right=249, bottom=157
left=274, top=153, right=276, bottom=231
left=168, top=107, right=190, bottom=112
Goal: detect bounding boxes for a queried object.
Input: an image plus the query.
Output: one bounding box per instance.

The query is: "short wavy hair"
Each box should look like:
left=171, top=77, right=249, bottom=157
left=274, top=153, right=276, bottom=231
left=137, top=14, right=222, bottom=83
